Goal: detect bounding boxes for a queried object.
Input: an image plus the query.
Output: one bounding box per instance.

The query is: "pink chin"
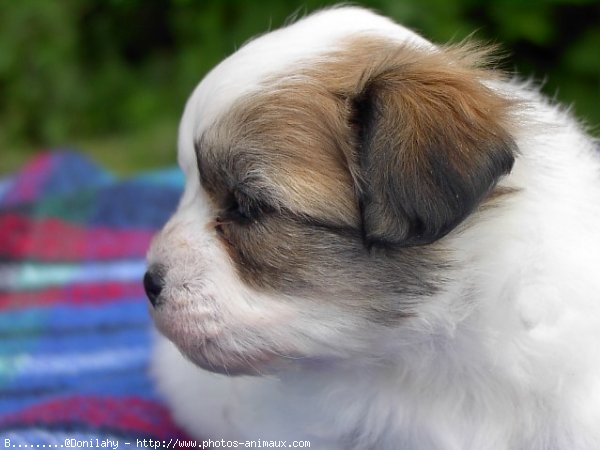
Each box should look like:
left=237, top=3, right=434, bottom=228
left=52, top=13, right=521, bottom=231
left=151, top=309, right=291, bottom=376
left=180, top=344, right=279, bottom=376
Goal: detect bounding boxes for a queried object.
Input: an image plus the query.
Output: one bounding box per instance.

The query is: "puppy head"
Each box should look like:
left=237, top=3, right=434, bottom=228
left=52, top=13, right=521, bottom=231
left=146, top=7, right=516, bottom=375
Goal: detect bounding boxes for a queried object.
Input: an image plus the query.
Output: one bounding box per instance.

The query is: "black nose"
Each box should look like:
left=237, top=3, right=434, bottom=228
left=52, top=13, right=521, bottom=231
left=144, top=268, right=165, bottom=307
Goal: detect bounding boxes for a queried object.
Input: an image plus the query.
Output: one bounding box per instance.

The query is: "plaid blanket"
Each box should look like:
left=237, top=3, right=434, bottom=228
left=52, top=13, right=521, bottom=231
left=0, top=152, right=194, bottom=445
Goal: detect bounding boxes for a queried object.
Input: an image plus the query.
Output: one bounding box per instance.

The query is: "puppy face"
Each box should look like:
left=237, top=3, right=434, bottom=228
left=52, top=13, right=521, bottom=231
left=146, top=8, right=516, bottom=376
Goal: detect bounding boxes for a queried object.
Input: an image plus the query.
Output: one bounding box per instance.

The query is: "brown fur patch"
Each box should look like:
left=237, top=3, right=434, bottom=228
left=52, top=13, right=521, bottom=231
left=303, top=37, right=517, bottom=246
left=195, top=35, right=517, bottom=315
left=197, top=78, right=359, bottom=228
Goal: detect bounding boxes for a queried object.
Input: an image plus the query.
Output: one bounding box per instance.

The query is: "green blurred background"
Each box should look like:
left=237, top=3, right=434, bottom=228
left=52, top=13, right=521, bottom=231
left=1, top=0, right=598, bottom=175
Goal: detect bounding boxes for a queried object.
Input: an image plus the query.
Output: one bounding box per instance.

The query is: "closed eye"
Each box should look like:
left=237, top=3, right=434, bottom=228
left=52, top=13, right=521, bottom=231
left=223, top=193, right=252, bottom=223
left=219, top=189, right=274, bottom=225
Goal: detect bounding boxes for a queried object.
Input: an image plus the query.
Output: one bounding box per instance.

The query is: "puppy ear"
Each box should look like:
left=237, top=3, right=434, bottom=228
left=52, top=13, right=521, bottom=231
left=351, top=45, right=517, bottom=247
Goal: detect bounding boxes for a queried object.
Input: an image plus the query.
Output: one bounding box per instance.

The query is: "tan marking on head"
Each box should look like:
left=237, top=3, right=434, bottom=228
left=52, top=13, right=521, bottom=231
left=203, top=36, right=516, bottom=232
left=205, top=77, right=359, bottom=227
left=197, top=35, right=517, bottom=299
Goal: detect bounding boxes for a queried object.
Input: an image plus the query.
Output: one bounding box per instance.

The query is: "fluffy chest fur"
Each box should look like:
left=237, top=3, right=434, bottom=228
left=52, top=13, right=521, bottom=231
left=145, top=6, right=600, bottom=449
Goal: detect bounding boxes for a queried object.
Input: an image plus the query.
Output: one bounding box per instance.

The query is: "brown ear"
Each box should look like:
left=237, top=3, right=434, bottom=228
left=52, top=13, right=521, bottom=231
left=351, top=45, right=517, bottom=247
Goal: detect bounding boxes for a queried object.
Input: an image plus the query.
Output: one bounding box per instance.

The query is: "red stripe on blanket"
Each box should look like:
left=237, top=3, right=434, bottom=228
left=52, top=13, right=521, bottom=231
left=0, top=214, right=154, bottom=261
left=0, top=282, right=145, bottom=309
left=0, top=396, right=191, bottom=439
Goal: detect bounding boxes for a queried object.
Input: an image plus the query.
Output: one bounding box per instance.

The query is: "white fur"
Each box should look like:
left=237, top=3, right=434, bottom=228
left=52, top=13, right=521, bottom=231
left=148, top=6, right=600, bottom=449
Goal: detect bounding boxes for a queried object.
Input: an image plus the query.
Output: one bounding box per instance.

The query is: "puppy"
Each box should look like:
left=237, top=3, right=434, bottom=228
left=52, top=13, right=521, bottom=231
left=145, top=6, right=600, bottom=449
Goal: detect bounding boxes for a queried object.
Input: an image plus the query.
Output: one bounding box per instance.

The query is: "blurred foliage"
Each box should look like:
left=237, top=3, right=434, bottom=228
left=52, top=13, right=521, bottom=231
left=0, top=0, right=598, bottom=173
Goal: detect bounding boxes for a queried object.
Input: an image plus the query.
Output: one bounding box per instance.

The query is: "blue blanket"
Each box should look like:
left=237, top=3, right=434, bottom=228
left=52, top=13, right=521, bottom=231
left=0, top=152, right=194, bottom=445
